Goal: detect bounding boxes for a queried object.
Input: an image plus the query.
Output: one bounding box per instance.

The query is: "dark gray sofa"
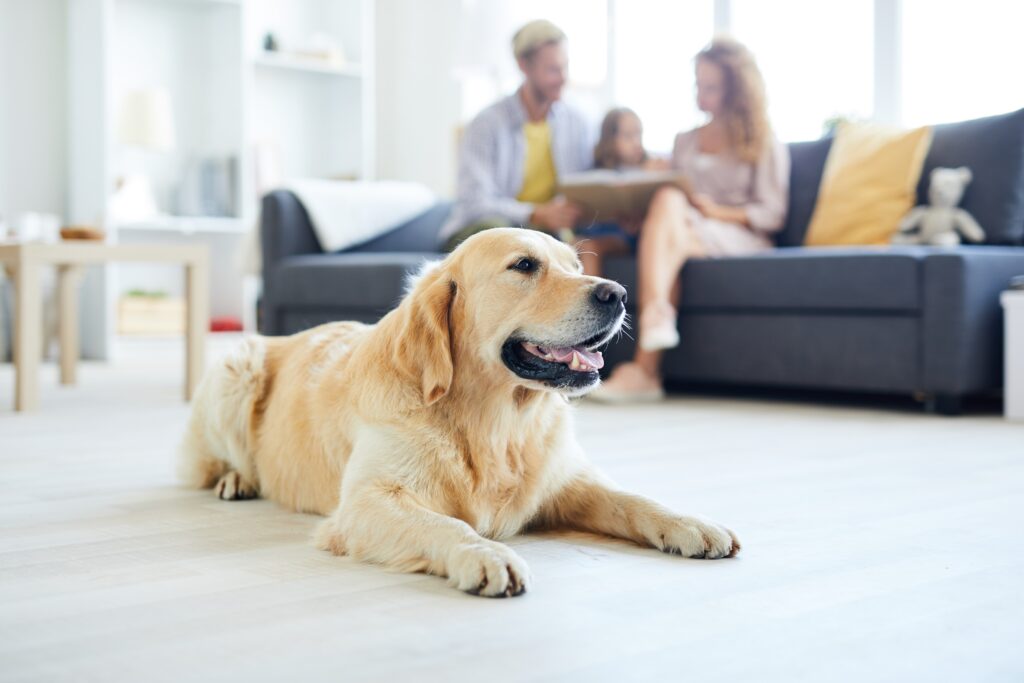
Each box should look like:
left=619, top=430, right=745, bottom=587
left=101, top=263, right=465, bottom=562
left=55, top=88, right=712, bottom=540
left=260, top=109, right=1024, bottom=413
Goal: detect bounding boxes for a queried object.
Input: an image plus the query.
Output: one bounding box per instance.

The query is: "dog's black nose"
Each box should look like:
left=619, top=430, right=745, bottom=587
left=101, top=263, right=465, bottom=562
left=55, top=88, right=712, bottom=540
left=592, top=281, right=627, bottom=307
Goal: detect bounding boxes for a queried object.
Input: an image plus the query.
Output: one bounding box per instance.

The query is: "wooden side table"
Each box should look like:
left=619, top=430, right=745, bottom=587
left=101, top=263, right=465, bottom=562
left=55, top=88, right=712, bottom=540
left=0, top=241, right=209, bottom=411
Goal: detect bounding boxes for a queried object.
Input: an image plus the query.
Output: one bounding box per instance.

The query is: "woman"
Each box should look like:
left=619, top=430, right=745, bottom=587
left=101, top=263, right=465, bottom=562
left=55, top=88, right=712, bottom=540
left=592, top=37, right=790, bottom=402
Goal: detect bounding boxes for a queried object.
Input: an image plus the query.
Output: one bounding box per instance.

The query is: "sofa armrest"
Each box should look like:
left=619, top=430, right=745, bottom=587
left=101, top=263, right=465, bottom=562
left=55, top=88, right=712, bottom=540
left=260, top=190, right=323, bottom=273
left=922, top=247, right=1024, bottom=394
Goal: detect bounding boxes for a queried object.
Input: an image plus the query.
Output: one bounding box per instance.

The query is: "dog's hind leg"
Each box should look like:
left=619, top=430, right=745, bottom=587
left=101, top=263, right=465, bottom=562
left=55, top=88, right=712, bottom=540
left=178, top=428, right=229, bottom=489
left=178, top=337, right=266, bottom=501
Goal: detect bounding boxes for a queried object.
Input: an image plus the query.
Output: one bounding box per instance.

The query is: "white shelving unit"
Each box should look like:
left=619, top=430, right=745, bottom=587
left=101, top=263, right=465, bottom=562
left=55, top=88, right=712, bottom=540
left=252, top=52, right=364, bottom=78
left=66, top=0, right=376, bottom=358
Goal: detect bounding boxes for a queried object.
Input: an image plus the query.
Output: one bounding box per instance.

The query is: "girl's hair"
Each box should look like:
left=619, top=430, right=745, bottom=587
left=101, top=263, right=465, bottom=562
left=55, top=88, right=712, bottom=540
left=594, top=107, right=646, bottom=169
left=696, top=37, right=770, bottom=163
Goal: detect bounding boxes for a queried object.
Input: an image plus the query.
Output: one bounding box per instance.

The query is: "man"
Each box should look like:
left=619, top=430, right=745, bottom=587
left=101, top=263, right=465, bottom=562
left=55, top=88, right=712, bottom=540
left=439, top=20, right=595, bottom=251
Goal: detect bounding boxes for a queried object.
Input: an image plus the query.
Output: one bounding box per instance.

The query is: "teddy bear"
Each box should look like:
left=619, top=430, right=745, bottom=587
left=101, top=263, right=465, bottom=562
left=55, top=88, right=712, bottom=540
left=892, top=167, right=985, bottom=246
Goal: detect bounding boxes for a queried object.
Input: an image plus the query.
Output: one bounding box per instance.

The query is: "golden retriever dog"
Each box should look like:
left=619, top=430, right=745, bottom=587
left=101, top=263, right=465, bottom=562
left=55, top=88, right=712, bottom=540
left=179, top=228, right=740, bottom=597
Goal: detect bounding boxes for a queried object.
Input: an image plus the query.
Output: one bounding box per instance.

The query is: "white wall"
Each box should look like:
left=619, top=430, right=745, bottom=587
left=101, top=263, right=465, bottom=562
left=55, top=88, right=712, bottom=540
left=374, top=0, right=462, bottom=197
left=0, top=0, right=68, bottom=223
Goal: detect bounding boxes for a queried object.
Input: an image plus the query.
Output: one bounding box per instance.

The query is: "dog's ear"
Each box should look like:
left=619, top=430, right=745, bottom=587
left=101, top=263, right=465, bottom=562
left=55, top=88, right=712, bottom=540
left=394, top=267, right=457, bottom=405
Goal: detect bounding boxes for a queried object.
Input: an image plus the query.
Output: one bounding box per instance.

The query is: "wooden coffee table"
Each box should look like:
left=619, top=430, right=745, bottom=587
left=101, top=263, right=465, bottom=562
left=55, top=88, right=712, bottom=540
left=0, top=241, right=209, bottom=411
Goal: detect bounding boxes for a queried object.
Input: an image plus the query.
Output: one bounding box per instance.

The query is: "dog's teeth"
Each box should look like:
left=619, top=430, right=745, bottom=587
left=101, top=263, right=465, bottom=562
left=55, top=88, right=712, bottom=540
left=570, top=354, right=581, bottom=370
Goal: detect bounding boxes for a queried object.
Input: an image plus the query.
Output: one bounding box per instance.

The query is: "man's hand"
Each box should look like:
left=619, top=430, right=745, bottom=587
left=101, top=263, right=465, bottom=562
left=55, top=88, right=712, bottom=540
left=530, top=198, right=583, bottom=231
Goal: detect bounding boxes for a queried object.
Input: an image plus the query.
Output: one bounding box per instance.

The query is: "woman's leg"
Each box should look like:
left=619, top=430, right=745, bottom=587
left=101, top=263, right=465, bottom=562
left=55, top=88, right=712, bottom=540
left=634, top=188, right=701, bottom=375
left=637, top=186, right=704, bottom=315
left=635, top=277, right=686, bottom=376
left=591, top=188, right=703, bottom=400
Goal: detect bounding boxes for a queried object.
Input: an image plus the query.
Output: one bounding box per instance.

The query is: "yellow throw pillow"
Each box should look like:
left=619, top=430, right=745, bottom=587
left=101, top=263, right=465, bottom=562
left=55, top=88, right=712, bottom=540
left=804, top=122, right=933, bottom=246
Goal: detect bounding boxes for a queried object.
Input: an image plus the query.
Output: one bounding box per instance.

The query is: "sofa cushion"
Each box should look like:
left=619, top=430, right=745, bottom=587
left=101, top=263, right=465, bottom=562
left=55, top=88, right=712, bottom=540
left=805, top=122, right=933, bottom=246
left=270, top=252, right=440, bottom=310
left=917, top=108, right=1024, bottom=245
left=604, top=247, right=932, bottom=313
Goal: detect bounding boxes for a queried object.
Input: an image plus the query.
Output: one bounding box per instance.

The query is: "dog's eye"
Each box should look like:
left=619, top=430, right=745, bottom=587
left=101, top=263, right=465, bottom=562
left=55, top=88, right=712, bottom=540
left=509, top=257, right=538, bottom=273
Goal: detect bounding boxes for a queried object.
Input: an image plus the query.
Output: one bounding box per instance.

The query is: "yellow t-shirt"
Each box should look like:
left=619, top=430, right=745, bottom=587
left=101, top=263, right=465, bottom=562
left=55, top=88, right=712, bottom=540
left=517, top=121, right=557, bottom=203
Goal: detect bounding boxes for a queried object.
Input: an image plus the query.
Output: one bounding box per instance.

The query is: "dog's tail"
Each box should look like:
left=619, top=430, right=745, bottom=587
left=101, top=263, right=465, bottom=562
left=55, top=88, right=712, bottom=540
left=178, top=337, right=267, bottom=489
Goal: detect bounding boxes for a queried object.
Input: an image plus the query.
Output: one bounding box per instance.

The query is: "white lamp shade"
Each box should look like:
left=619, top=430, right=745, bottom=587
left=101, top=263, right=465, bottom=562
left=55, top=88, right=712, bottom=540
left=118, top=88, right=176, bottom=151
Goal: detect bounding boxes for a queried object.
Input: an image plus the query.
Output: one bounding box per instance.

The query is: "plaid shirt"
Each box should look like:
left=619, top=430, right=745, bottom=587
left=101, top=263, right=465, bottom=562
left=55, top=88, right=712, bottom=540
left=439, top=91, right=596, bottom=243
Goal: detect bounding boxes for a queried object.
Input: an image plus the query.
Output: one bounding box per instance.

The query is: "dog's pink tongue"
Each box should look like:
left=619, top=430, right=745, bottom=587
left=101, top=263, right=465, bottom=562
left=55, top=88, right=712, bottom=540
left=547, top=346, right=605, bottom=371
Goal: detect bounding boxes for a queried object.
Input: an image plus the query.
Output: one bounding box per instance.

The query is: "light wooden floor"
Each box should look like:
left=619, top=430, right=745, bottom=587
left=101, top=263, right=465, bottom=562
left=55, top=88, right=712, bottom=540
left=1, top=337, right=1023, bottom=682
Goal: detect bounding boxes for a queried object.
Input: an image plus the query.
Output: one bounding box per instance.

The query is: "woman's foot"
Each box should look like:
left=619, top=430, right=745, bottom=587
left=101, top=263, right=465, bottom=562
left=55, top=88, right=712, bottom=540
left=588, top=362, right=665, bottom=404
left=639, top=302, right=679, bottom=351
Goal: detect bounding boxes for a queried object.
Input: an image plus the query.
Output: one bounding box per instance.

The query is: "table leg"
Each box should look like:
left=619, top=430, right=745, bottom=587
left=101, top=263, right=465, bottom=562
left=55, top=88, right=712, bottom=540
left=58, top=265, right=85, bottom=386
left=13, top=257, right=42, bottom=411
left=184, top=257, right=209, bottom=401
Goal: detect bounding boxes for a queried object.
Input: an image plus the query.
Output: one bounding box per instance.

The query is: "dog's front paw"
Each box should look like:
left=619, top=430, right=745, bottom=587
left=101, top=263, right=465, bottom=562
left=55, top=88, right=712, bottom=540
left=448, top=540, right=531, bottom=598
left=654, top=516, right=741, bottom=559
left=215, top=471, right=258, bottom=501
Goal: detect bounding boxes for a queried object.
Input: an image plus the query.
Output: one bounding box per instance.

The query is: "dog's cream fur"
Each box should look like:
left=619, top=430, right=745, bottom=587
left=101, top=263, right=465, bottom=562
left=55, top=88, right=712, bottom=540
left=180, top=228, right=739, bottom=597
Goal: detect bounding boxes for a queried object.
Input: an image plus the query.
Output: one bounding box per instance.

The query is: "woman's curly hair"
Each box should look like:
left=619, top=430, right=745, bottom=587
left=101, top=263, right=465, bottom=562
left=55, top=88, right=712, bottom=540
left=696, top=37, right=770, bottom=163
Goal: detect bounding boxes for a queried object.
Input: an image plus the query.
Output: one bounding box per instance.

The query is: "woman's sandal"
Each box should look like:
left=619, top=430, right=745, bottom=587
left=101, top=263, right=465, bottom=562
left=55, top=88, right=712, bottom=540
left=588, top=363, right=665, bottom=404
left=639, top=303, right=680, bottom=351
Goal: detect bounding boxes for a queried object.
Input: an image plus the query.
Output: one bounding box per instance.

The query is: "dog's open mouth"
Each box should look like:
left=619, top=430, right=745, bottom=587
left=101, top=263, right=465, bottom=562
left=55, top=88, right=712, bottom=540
left=519, top=341, right=605, bottom=372
left=501, top=325, right=616, bottom=390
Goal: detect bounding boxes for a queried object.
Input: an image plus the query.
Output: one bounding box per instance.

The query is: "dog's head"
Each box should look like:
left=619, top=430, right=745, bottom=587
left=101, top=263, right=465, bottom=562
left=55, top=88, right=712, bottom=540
left=395, top=228, right=626, bottom=404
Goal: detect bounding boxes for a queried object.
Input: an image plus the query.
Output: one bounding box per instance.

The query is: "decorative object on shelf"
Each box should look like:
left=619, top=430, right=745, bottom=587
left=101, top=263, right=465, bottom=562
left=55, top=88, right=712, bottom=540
left=294, top=32, right=346, bottom=66
left=177, top=156, right=238, bottom=218
left=112, top=87, right=176, bottom=222
left=263, top=32, right=278, bottom=52
left=892, top=167, right=985, bottom=246
left=60, top=225, right=106, bottom=241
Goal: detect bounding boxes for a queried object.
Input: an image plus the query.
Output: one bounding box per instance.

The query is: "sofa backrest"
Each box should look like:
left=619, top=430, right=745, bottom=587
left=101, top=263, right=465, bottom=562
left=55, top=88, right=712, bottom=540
left=261, top=190, right=323, bottom=263
left=916, top=108, right=1024, bottom=246
left=261, top=190, right=453, bottom=271
left=776, top=108, right=1024, bottom=248
left=776, top=137, right=833, bottom=247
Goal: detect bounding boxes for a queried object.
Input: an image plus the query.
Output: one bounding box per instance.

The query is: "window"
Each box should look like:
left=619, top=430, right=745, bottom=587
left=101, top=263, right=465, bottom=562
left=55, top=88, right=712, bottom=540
left=610, top=0, right=714, bottom=152
left=729, top=0, right=874, bottom=141
left=901, top=0, right=1024, bottom=127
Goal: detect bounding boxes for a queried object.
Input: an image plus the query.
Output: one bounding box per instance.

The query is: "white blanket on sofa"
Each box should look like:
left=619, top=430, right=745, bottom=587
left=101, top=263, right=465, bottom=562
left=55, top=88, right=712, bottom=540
left=284, top=179, right=436, bottom=253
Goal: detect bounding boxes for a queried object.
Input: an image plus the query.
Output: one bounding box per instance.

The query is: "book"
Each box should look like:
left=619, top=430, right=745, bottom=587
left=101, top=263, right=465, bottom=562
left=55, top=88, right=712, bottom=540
left=557, top=170, right=695, bottom=218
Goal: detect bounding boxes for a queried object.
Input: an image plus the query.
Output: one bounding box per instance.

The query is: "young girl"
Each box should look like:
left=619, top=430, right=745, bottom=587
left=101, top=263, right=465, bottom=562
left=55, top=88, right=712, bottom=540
left=575, top=108, right=669, bottom=276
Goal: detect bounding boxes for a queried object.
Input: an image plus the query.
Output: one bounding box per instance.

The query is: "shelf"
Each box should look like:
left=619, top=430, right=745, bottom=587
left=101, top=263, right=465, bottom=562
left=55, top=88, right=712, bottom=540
left=253, top=52, right=363, bottom=78
left=119, top=0, right=242, bottom=7
left=114, top=216, right=248, bottom=235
